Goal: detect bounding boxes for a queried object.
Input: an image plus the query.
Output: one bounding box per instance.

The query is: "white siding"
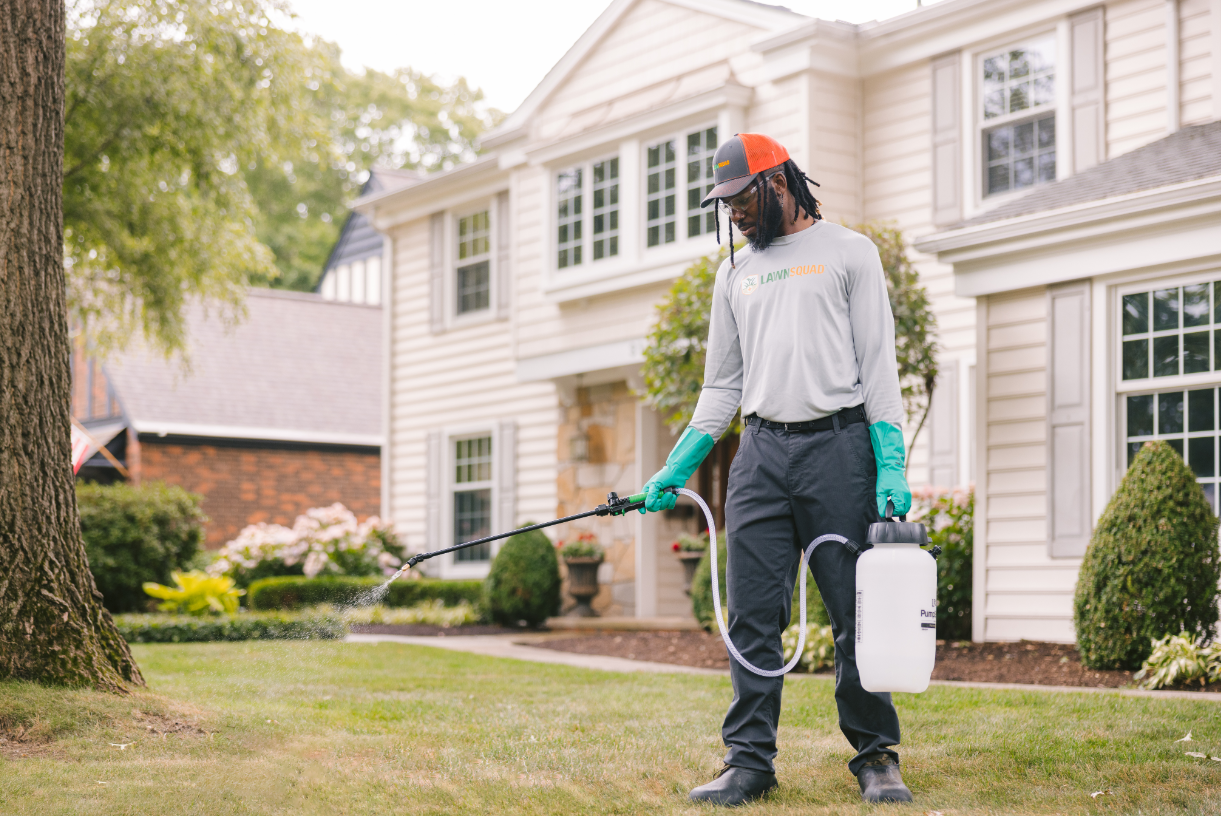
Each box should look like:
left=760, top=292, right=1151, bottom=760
left=534, top=0, right=765, bottom=142
left=1105, top=0, right=1172, bottom=158
left=387, top=217, right=558, bottom=561
left=981, top=289, right=1080, bottom=642
left=1180, top=0, right=1216, bottom=125
left=863, top=62, right=976, bottom=486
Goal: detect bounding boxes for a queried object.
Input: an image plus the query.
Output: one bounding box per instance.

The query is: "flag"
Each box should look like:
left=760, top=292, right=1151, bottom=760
left=70, top=422, right=94, bottom=474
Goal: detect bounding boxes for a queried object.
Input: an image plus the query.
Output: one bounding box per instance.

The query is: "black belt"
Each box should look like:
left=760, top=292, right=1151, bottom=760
left=745, top=404, right=867, bottom=432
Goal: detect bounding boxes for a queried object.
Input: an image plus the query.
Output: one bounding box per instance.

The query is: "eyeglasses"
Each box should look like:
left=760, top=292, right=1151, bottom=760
left=720, top=173, right=779, bottom=214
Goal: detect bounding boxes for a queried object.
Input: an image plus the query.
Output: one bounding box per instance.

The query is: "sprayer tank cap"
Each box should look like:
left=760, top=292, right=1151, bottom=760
left=866, top=521, right=928, bottom=545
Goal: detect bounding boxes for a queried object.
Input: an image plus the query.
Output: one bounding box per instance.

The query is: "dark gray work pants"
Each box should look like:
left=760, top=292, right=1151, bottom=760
left=721, top=416, right=901, bottom=776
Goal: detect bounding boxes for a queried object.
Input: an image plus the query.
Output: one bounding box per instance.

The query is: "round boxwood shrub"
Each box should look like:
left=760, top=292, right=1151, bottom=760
left=482, top=526, right=560, bottom=628
left=691, top=531, right=828, bottom=631
left=1074, top=440, right=1221, bottom=670
left=77, top=481, right=207, bottom=613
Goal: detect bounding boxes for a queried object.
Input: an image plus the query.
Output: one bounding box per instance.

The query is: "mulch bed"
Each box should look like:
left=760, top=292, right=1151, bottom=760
left=530, top=630, right=1221, bottom=692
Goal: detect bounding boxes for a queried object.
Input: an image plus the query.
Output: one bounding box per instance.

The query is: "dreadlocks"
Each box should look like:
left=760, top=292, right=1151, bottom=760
left=715, top=159, right=821, bottom=268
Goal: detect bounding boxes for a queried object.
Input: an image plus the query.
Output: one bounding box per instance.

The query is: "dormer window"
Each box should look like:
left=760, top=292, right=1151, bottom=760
left=456, top=210, right=491, bottom=314
left=981, top=37, right=1056, bottom=197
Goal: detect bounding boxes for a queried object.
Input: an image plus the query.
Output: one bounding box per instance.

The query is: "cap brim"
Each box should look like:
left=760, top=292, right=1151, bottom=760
left=700, top=173, right=756, bottom=208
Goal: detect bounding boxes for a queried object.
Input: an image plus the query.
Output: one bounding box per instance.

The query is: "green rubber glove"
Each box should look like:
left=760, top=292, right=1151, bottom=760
left=869, top=421, right=911, bottom=518
left=642, top=427, right=714, bottom=512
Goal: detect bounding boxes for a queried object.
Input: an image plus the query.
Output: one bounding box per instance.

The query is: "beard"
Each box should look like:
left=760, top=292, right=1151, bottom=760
left=744, top=185, right=785, bottom=252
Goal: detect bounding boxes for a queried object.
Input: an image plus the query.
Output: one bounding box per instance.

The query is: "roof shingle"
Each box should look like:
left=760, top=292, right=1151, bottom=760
left=105, top=289, right=380, bottom=441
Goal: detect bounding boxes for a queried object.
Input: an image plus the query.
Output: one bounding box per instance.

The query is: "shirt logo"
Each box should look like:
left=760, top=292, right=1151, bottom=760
left=741, top=275, right=759, bottom=295
left=740, top=265, right=825, bottom=296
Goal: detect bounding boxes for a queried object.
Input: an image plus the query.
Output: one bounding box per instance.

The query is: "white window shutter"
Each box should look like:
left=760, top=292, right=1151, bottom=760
left=496, top=420, right=516, bottom=533
left=495, top=191, right=511, bottom=320
left=1069, top=7, right=1105, bottom=174
left=429, top=213, right=445, bottom=333
left=1047, top=283, right=1092, bottom=558
left=931, top=52, right=962, bottom=227
left=928, top=360, right=959, bottom=489
left=425, top=430, right=443, bottom=551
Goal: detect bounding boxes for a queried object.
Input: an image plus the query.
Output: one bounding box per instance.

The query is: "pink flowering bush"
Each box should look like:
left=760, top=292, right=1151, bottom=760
left=208, top=503, right=407, bottom=588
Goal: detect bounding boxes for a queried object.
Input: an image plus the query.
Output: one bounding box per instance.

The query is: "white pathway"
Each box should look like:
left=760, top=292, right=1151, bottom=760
left=344, top=633, right=1221, bottom=702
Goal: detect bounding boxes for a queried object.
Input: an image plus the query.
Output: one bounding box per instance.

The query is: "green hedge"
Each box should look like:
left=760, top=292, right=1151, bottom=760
left=78, top=481, right=208, bottom=613
left=114, top=612, right=346, bottom=643
left=246, top=576, right=483, bottom=611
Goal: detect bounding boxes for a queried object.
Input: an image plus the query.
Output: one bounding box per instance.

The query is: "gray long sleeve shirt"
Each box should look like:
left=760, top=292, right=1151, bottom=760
left=689, top=221, right=904, bottom=440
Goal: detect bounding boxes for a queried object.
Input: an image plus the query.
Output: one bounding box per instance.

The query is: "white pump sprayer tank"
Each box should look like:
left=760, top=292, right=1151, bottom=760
left=855, top=519, right=938, bottom=693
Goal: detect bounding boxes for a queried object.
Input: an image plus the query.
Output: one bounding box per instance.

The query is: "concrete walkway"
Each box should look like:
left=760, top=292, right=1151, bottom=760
left=345, top=632, right=1221, bottom=702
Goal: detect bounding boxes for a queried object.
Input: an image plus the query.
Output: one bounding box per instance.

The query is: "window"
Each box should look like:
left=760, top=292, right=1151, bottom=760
left=556, top=157, right=621, bottom=270
left=453, top=436, right=493, bottom=562
left=646, top=139, right=676, bottom=247
left=556, top=169, right=583, bottom=268
left=1120, top=277, right=1221, bottom=514
left=456, top=211, right=490, bottom=314
left=981, top=37, right=1056, bottom=197
left=686, top=127, right=717, bottom=238
left=1121, top=283, right=1218, bottom=381
left=592, top=158, right=619, bottom=260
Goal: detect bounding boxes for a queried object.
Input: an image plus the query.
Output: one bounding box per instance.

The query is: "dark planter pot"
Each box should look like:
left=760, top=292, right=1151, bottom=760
left=676, top=550, right=705, bottom=596
left=564, top=557, right=603, bottom=617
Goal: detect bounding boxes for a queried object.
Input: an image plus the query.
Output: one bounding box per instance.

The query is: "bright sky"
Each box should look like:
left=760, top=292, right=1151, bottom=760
left=284, top=0, right=947, bottom=114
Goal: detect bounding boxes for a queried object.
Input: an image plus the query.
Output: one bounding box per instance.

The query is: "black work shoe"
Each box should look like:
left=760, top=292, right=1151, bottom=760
left=688, top=765, right=777, bottom=806
left=857, top=755, right=913, bottom=803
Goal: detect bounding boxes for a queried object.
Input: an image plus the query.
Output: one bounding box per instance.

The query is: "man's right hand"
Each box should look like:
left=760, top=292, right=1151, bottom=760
left=642, top=427, right=715, bottom=512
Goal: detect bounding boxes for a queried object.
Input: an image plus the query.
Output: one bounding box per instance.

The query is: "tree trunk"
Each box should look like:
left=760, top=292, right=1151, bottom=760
left=0, top=1, right=142, bottom=691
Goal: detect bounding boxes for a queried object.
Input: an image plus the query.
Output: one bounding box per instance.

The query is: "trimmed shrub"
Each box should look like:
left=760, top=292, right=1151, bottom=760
left=78, top=481, right=207, bottom=613
left=691, top=532, right=830, bottom=631
left=482, top=526, right=561, bottom=628
left=114, top=612, right=346, bottom=643
left=1074, top=441, right=1221, bottom=670
left=247, top=575, right=483, bottom=611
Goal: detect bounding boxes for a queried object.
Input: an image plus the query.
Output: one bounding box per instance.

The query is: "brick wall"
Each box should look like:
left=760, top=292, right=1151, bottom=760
left=137, top=438, right=381, bottom=549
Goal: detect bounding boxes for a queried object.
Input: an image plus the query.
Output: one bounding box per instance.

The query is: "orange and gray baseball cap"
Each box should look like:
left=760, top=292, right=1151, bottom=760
left=700, top=133, right=791, bottom=207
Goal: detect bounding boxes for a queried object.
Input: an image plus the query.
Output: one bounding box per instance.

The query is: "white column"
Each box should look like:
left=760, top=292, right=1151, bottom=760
left=617, top=139, right=641, bottom=268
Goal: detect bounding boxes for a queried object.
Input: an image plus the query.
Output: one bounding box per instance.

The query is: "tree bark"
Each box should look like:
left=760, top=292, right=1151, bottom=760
left=0, top=1, right=142, bottom=691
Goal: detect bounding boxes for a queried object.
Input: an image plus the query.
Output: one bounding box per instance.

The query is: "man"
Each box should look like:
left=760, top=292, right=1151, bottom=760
left=641, top=133, right=914, bottom=806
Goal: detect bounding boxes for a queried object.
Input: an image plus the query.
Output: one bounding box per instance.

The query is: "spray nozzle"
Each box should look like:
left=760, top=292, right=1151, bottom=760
left=596, top=491, right=647, bottom=517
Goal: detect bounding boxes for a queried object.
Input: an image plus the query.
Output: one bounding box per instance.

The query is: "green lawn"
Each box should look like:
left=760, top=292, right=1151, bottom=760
left=1, top=641, right=1219, bottom=815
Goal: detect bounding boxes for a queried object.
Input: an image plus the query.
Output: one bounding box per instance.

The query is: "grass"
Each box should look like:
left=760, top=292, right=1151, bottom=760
left=1, top=641, right=1220, bottom=815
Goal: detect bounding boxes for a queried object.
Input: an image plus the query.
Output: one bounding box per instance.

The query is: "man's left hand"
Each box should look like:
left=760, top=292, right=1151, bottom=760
left=868, top=421, right=911, bottom=518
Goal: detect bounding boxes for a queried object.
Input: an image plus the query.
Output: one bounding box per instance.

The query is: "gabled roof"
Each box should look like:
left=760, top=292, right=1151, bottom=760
left=486, top=0, right=805, bottom=146
left=321, top=167, right=420, bottom=276
left=105, top=289, right=381, bottom=446
left=958, top=121, right=1221, bottom=228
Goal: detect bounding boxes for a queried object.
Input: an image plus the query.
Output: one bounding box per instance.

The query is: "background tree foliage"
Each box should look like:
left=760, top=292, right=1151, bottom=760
left=641, top=225, right=938, bottom=454
left=66, top=0, right=500, bottom=352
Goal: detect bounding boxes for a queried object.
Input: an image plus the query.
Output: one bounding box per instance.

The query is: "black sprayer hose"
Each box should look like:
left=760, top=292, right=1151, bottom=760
left=404, top=489, right=671, bottom=568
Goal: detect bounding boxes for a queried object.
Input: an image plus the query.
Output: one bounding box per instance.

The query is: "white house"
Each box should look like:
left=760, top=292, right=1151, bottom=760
left=357, top=0, right=1221, bottom=636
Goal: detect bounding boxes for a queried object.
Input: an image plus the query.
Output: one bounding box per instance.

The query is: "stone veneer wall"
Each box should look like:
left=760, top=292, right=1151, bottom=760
left=556, top=382, right=640, bottom=616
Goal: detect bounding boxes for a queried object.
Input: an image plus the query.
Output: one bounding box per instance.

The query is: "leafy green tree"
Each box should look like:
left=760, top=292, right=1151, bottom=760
left=64, top=0, right=501, bottom=349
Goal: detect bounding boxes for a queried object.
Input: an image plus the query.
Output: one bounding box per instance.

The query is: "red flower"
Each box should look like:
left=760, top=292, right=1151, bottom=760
left=671, top=542, right=681, bottom=552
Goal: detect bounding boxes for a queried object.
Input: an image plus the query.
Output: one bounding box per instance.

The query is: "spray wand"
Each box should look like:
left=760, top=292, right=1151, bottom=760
left=403, top=489, right=670, bottom=568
